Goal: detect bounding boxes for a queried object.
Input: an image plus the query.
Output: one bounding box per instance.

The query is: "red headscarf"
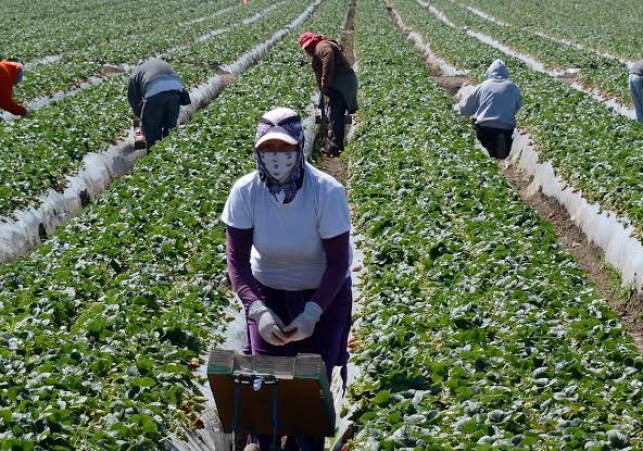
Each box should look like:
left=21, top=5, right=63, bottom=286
left=298, top=31, right=327, bottom=53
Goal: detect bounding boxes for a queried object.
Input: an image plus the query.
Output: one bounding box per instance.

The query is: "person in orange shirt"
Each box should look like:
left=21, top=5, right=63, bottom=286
left=0, top=61, right=27, bottom=117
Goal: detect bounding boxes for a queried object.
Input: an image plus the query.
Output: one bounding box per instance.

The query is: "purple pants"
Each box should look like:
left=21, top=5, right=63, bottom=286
left=244, top=277, right=353, bottom=451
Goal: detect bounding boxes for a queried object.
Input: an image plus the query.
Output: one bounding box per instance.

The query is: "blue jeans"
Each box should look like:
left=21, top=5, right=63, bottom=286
left=629, top=74, right=643, bottom=123
left=141, top=90, right=181, bottom=149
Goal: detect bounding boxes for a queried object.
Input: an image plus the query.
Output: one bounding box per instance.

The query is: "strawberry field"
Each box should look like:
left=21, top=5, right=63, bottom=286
left=2, top=0, right=643, bottom=449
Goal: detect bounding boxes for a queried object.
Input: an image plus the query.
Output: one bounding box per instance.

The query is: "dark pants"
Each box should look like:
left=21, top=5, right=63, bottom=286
left=140, top=90, right=181, bottom=149
left=327, top=88, right=348, bottom=155
left=244, top=278, right=353, bottom=451
left=475, top=124, right=514, bottom=159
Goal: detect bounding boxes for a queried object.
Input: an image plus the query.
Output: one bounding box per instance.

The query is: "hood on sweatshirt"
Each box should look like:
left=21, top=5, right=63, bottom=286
left=485, top=59, right=510, bottom=80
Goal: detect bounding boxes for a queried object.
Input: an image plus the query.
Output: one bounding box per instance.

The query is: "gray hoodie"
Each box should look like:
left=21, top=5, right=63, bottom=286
left=631, top=59, right=643, bottom=76
left=457, top=59, right=522, bottom=130
left=127, top=58, right=183, bottom=117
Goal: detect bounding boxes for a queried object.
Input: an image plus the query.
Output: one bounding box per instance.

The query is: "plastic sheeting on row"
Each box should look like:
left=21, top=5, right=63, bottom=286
left=0, top=140, right=132, bottom=263
left=0, top=76, right=108, bottom=122
left=180, top=4, right=238, bottom=27
left=386, top=0, right=466, bottom=77
left=303, top=94, right=320, bottom=158
left=168, top=1, right=286, bottom=56
left=569, top=82, right=637, bottom=120
left=425, top=3, right=638, bottom=121
left=4, top=4, right=285, bottom=124
left=459, top=3, right=509, bottom=27
left=24, top=54, right=64, bottom=69
left=532, top=31, right=633, bottom=67
left=417, top=0, right=457, bottom=28
left=450, top=0, right=633, bottom=67
left=0, top=0, right=324, bottom=266
left=466, top=29, right=549, bottom=73
left=22, top=4, right=243, bottom=70
left=511, top=132, right=643, bottom=291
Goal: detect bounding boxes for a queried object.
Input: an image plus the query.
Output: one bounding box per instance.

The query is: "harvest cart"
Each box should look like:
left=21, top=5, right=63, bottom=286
left=207, top=350, right=336, bottom=451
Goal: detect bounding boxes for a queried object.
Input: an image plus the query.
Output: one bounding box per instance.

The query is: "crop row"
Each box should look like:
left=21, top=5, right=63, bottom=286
left=345, top=0, right=643, bottom=449
left=0, top=0, right=348, bottom=448
left=0, top=0, right=237, bottom=61
left=422, top=0, right=631, bottom=105
left=15, top=0, right=277, bottom=102
left=389, top=0, right=643, bottom=242
left=456, top=0, right=643, bottom=61
left=0, top=0, right=311, bottom=219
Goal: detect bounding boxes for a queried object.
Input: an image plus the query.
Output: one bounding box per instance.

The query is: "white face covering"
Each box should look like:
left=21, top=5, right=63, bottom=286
left=259, top=151, right=298, bottom=183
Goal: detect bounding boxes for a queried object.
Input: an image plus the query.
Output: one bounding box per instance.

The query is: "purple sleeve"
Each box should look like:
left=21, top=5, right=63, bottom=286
left=313, top=231, right=350, bottom=310
left=226, top=226, right=264, bottom=309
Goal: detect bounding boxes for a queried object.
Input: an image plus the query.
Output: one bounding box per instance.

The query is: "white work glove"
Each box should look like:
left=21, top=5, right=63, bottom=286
left=282, top=302, right=323, bottom=342
left=248, top=301, right=289, bottom=346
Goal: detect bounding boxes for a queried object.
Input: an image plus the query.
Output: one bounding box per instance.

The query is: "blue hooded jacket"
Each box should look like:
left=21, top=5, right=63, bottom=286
left=457, top=59, right=522, bottom=130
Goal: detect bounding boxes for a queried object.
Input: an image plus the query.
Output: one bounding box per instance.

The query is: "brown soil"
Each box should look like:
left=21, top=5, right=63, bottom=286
left=101, top=64, right=126, bottom=76
left=341, top=0, right=357, bottom=67
left=320, top=153, right=348, bottom=184
left=501, top=155, right=643, bottom=353
left=556, top=74, right=579, bottom=86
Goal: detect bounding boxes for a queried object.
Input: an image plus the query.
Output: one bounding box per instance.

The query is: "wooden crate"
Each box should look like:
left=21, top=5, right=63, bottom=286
left=207, top=350, right=335, bottom=437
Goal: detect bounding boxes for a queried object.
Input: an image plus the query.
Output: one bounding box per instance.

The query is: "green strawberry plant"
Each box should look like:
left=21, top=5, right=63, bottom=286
left=0, top=0, right=348, bottom=448
left=345, top=0, right=643, bottom=449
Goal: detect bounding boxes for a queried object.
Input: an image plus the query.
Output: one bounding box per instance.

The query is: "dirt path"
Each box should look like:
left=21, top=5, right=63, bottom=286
left=500, top=157, right=643, bottom=352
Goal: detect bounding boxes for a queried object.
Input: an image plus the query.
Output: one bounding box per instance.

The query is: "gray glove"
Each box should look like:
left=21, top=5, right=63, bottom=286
left=248, top=301, right=289, bottom=346
left=282, top=302, right=323, bottom=342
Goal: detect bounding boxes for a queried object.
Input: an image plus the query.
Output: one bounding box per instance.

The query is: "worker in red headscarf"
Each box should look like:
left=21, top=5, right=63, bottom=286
left=0, top=61, right=27, bottom=117
left=298, top=31, right=358, bottom=157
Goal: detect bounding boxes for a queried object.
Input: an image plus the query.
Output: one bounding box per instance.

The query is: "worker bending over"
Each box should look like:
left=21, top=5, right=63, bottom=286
left=456, top=59, right=522, bottom=159
left=299, top=31, right=358, bottom=157
left=127, top=58, right=191, bottom=150
left=0, top=61, right=27, bottom=118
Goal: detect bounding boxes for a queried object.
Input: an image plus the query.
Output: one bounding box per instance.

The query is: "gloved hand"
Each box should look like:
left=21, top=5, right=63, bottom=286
left=248, top=301, right=289, bottom=346
left=282, top=302, right=323, bottom=342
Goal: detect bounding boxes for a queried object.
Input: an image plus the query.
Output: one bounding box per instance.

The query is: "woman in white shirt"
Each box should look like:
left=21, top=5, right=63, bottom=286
left=221, top=107, right=353, bottom=451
